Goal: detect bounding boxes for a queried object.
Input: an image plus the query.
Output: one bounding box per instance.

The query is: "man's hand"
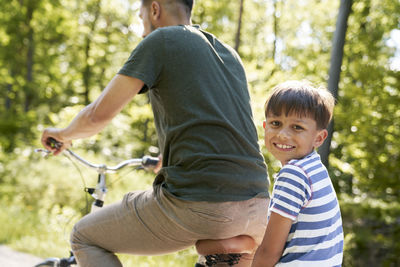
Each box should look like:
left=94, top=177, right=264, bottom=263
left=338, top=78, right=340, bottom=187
left=153, top=154, right=163, bottom=173
left=41, top=128, right=72, bottom=156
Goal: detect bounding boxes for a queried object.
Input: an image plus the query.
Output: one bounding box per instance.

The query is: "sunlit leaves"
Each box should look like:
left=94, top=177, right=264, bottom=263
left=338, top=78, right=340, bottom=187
left=0, top=1, right=400, bottom=263
left=332, top=0, right=400, bottom=201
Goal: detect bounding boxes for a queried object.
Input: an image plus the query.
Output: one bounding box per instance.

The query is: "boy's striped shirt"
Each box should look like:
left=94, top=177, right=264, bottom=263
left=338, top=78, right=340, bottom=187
left=269, top=151, right=344, bottom=266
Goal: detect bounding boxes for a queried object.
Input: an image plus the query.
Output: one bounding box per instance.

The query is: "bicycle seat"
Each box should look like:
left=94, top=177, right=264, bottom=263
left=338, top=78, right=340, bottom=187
left=195, top=235, right=256, bottom=256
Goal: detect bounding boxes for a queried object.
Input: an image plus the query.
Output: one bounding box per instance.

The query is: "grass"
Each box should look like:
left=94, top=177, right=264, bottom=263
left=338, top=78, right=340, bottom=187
left=0, top=148, right=198, bottom=266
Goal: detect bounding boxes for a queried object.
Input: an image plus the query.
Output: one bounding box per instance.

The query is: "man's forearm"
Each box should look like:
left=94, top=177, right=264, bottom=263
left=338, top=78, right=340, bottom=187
left=59, top=103, right=111, bottom=140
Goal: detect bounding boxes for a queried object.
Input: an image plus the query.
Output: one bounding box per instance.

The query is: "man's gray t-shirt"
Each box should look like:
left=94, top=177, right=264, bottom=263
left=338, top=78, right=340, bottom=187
left=119, top=25, right=269, bottom=202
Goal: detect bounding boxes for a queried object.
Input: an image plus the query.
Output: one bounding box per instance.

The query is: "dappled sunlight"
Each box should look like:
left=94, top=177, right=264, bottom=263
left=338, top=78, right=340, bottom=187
left=1, top=0, right=399, bottom=265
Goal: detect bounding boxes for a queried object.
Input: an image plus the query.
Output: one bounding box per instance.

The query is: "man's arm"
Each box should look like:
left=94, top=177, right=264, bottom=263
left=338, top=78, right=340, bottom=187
left=252, top=211, right=293, bottom=267
left=41, top=74, right=144, bottom=154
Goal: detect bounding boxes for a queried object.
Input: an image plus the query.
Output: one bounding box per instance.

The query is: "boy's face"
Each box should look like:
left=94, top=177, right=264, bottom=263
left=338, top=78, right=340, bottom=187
left=264, top=112, right=327, bottom=165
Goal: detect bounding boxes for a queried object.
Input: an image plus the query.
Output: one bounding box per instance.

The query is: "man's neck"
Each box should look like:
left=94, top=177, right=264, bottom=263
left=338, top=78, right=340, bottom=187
left=159, top=1, right=191, bottom=27
left=161, top=14, right=191, bottom=27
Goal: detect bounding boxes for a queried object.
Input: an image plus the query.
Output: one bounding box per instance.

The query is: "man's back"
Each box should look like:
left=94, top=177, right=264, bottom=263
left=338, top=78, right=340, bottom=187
left=119, top=25, right=269, bottom=201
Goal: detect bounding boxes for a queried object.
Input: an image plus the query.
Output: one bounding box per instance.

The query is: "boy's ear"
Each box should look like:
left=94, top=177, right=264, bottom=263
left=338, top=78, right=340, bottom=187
left=314, top=129, right=328, bottom=148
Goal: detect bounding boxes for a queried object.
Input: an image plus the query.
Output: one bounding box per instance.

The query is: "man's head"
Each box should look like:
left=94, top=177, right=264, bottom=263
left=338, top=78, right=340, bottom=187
left=141, top=0, right=194, bottom=12
left=139, top=0, right=194, bottom=37
left=263, top=80, right=335, bottom=164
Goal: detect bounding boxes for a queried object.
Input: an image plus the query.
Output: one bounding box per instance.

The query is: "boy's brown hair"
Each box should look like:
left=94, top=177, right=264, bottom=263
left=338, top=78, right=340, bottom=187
left=265, top=80, right=335, bottom=130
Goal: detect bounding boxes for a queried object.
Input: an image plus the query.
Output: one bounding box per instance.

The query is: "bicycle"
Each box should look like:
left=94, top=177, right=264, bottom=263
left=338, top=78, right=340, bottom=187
left=34, top=139, right=257, bottom=267
left=33, top=139, right=159, bottom=267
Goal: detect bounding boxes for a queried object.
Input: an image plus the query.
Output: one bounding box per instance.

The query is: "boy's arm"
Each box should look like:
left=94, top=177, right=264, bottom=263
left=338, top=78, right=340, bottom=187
left=252, top=211, right=293, bottom=267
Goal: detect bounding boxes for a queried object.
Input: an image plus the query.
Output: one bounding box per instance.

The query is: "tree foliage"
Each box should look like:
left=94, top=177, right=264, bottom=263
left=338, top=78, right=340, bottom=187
left=1, top=0, right=399, bottom=265
left=332, top=0, right=400, bottom=202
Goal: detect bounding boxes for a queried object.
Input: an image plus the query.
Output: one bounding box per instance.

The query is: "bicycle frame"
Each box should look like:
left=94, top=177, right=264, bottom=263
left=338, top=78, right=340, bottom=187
left=33, top=148, right=158, bottom=267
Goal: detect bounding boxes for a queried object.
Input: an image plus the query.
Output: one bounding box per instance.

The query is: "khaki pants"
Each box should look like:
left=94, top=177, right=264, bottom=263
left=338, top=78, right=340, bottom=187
left=70, top=184, right=269, bottom=267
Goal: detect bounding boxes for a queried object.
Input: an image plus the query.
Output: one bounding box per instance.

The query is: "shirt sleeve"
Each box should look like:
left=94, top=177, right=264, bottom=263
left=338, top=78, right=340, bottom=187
left=118, top=29, right=165, bottom=92
left=269, top=164, right=312, bottom=221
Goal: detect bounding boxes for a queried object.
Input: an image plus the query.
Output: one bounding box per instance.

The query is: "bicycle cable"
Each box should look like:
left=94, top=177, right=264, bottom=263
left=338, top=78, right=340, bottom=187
left=108, top=165, right=142, bottom=187
left=62, top=152, right=90, bottom=214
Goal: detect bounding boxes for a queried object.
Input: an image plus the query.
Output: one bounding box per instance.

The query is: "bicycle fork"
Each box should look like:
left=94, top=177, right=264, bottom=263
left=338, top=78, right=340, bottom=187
left=85, top=169, right=108, bottom=213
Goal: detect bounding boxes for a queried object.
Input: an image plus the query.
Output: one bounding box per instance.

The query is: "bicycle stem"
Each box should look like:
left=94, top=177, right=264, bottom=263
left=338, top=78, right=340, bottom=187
left=35, top=147, right=158, bottom=214
left=88, top=172, right=108, bottom=212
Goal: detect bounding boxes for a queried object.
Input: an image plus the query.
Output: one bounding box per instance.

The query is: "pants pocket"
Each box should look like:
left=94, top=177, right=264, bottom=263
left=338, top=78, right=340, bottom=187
left=188, top=207, right=233, bottom=223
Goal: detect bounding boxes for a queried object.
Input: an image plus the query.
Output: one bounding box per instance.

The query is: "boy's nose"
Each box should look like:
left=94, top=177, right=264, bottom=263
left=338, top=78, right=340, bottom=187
left=276, top=128, right=290, bottom=139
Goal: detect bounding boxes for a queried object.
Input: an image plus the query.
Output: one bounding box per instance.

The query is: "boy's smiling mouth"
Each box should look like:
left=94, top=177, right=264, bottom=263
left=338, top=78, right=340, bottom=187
left=274, top=143, right=295, bottom=150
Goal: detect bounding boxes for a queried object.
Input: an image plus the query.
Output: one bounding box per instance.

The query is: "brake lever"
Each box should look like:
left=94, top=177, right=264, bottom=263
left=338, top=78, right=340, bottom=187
left=47, top=137, right=63, bottom=150
left=34, top=148, right=52, bottom=158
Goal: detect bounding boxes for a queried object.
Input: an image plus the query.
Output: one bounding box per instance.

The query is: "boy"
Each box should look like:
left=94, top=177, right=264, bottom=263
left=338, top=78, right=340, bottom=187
left=252, top=80, right=344, bottom=266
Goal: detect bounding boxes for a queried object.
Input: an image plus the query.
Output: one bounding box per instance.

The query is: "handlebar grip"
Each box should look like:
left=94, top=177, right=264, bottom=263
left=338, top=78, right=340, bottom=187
left=47, top=137, right=63, bottom=149
left=142, top=156, right=159, bottom=167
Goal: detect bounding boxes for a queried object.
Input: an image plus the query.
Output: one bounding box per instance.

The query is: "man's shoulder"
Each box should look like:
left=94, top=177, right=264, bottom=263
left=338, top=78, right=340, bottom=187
left=137, top=26, right=191, bottom=51
left=147, top=25, right=202, bottom=47
left=156, top=25, right=224, bottom=45
left=154, top=25, right=197, bottom=36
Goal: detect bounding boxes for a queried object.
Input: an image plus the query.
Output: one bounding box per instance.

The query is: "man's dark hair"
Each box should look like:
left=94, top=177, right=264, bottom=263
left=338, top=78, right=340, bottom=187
left=142, top=0, right=194, bottom=12
left=179, top=0, right=194, bottom=11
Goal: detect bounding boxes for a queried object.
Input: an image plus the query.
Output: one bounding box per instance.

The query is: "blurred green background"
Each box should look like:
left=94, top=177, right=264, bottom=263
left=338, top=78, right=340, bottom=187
left=1, top=0, right=399, bottom=266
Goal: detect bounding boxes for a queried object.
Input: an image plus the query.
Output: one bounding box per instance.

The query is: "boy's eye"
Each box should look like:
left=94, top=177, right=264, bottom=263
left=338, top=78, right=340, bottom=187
left=293, top=125, right=304, bottom=130
left=270, top=121, right=281, bottom=127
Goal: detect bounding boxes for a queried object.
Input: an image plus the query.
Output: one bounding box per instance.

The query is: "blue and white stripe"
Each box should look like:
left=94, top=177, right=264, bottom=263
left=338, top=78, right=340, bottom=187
left=268, top=151, right=344, bottom=266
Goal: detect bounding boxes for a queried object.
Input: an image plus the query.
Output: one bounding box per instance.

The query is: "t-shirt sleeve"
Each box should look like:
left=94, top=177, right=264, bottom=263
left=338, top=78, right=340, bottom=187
left=269, top=164, right=312, bottom=221
left=118, top=29, right=164, bottom=92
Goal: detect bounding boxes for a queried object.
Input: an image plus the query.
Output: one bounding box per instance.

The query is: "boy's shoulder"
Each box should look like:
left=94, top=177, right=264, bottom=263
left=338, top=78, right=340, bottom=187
left=286, top=151, right=323, bottom=170
left=279, top=151, right=325, bottom=181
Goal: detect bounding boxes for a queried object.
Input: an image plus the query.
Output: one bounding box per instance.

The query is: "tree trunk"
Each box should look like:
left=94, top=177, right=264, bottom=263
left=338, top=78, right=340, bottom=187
left=234, top=0, right=244, bottom=52
left=319, top=0, right=353, bottom=167
left=24, top=0, right=36, bottom=112
left=6, top=68, right=14, bottom=111
left=82, top=1, right=102, bottom=105
left=6, top=83, right=12, bottom=110
left=272, top=0, right=278, bottom=63
left=268, top=0, right=279, bottom=77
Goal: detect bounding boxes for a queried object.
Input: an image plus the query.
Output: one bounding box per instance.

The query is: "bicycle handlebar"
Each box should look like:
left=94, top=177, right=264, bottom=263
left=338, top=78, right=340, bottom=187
left=63, top=149, right=159, bottom=173
left=35, top=140, right=159, bottom=173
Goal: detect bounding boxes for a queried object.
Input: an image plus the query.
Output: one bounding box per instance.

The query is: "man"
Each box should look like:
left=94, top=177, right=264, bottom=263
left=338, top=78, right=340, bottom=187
left=41, top=1, right=270, bottom=266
